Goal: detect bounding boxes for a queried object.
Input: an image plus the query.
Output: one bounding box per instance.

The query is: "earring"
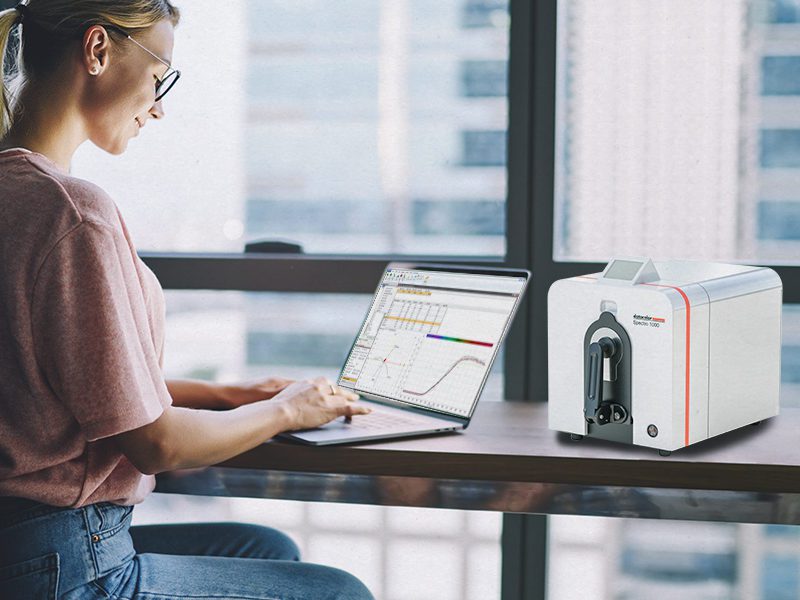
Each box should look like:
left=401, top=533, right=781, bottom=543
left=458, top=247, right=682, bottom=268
left=90, top=66, right=99, bottom=75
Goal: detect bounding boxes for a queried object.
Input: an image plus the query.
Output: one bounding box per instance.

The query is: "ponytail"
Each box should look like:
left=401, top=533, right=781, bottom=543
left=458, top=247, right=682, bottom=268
left=0, top=6, right=22, bottom=137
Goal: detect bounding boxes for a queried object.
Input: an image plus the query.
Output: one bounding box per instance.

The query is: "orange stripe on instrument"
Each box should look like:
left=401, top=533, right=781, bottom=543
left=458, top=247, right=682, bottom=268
left=643, top=283, right=691, bottom=446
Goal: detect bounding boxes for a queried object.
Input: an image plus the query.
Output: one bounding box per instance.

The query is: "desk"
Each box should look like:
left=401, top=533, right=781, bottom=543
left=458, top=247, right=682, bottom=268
left=155, top=402, right=800, bottom=599
left=157, top=401, right=800, bottom=523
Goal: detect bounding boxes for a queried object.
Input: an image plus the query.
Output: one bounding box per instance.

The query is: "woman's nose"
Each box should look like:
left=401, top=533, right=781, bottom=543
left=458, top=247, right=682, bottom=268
left=149, top=100, right=165, bottom=120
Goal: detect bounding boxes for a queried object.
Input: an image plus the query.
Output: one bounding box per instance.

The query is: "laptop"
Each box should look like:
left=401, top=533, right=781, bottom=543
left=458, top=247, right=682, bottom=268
left=282, top=262, right=529, bottom=445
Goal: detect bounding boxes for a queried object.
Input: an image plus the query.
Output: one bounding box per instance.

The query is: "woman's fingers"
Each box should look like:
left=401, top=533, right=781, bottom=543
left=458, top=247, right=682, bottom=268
left=337, top=389, right=360, bottom=402
left=273, top=377, right=369, bottom=429
left=343, top=403, right=372, bottom=416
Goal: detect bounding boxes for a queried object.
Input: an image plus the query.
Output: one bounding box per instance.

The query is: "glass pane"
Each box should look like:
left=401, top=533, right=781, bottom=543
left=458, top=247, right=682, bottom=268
left=71, top=0, right=509, bottom=256
left=548, top=516, right=800, bottom=600
left=781, top=304, right=800, bottom=406
left=549, top=516, right=800, bottom=599
left=554, top=0, right=800, bottom=263
left=164, top=292, right=371, bottom=382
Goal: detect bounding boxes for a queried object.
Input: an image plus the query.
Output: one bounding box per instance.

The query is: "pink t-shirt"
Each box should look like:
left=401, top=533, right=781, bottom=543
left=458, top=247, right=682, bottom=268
left=0, top=149, right=173, bottom=507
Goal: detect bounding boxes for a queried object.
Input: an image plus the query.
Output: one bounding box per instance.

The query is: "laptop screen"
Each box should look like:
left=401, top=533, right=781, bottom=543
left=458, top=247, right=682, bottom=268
left=338, top=265, right=528, bottom=418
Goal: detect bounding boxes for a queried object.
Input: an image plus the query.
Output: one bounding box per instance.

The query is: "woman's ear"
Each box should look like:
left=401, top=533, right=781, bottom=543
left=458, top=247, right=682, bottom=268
left=82, top=25, right=112, bottom=76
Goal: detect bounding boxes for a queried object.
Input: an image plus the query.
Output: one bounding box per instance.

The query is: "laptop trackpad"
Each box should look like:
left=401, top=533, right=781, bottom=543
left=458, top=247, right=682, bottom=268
left=284, top=403, right=459, bottom=444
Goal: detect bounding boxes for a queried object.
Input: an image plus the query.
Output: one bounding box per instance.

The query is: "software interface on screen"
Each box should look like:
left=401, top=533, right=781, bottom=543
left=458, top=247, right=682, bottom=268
left=339, top=268, right=527, bottom=417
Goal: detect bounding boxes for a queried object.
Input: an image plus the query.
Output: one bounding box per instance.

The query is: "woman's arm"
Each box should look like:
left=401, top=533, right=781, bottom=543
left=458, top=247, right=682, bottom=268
left=113, top=378, right=369, bottom=475
left=166, top=379, right=230, bottom=409
left=166, top=377, right=295, bottom=410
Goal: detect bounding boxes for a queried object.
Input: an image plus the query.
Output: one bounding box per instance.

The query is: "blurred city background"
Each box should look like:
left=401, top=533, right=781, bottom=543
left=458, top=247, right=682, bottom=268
left=66, top=0, right=800, bottom=598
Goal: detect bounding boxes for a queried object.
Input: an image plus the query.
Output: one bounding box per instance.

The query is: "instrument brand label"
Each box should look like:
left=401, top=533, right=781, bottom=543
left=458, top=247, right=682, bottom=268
left=633, top=314, right=666, bottom=328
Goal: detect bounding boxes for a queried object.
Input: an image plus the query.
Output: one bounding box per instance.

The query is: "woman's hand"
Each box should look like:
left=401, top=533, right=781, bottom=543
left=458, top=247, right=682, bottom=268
left=272, top=377, right=371, bottom=430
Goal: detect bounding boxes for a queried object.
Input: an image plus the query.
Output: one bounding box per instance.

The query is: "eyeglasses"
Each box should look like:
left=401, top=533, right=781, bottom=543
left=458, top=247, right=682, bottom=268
left=106, top=25, right=180, bottom=102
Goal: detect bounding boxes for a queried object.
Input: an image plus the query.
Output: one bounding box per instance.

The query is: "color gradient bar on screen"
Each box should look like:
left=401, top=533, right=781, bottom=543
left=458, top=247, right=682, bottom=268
left=426, top=334, right=494, bottom=347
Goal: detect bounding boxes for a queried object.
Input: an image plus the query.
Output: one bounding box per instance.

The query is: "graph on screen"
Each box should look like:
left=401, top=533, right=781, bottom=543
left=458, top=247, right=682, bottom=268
left=398, top=335, right=493, bottom=412
left=403, top=356, right=487, bottom=397
left=359, top=329, right=419, bottom=397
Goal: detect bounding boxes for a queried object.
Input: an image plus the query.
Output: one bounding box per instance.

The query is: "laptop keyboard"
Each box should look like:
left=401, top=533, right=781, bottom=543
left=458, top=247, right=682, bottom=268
left=341, top=409, right=443, bottom=431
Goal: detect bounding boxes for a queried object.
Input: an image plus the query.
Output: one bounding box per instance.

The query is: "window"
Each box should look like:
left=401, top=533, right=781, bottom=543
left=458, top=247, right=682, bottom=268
left=73, top=0, right=509, bottom=256
left=762, top=555, right=800, bottom=599
left=762, top=130, right=800, bottom=168
left=548, top=517, right=800, bottom=600
left=462, top=0, right=510, bottom=28
left=769, top=0, right=800, bottom=22
left=552, top=0, right=800, bottom=264
left=413, top=199, right=504, bottom=235
left=461, top=60, right=508, bottom=97
left=762, top=57, right=800, bottom=95
left=461, top=130, right=506, bottom=167
left=548, top=3, right=800, bottom=599
left=759, top=201, right=800, bottom=240
left=245, top=199, right=384, bottom=236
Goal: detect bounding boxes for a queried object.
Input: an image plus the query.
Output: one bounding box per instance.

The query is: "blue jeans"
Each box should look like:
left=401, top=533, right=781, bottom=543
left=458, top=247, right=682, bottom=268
left=0, top=498, right=374, bottom=600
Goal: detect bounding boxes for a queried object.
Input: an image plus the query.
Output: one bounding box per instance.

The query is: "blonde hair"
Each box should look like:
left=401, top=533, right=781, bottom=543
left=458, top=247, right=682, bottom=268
left=0, top=0, right=180, bottom=136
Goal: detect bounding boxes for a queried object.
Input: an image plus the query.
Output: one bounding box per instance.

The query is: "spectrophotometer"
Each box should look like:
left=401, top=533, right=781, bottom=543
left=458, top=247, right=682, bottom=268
left=548, top=258, right=782, bottom=454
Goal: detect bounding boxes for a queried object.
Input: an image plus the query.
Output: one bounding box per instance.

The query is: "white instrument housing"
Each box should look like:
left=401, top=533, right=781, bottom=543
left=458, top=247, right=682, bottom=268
left=548, top=258, right=782, bottom=452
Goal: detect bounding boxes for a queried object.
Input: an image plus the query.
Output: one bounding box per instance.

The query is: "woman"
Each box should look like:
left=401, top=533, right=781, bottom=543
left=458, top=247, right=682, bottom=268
left=0, top=2, right=373, bottom=598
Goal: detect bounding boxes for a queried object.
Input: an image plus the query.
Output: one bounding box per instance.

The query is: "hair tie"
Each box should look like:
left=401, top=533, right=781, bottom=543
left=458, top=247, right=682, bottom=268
left=15, top=3, right=27, bottom=24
